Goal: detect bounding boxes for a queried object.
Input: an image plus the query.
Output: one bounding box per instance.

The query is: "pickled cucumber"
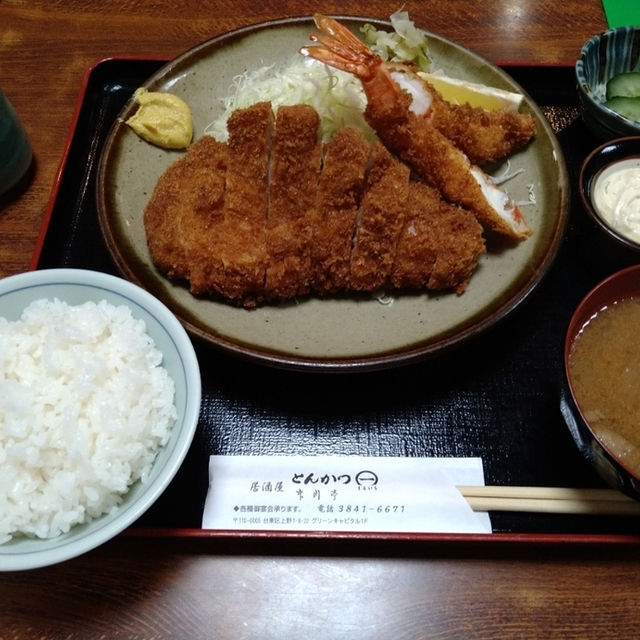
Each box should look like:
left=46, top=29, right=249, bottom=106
left=606, top=71, right=640, bottom=100
left=605, top=96, right=640, bottom=121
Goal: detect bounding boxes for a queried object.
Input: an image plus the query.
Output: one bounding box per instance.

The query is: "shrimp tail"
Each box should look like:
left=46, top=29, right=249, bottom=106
left=303, top=15, right=380, bottom=81
left=311, top=14, right=372, bottom=52
left=302, top=38, right=371, bottom=78
left=302, top=16, right=408, bottom=116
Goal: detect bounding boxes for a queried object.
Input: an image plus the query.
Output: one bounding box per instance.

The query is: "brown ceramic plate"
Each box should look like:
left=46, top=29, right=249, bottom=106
left=96, top=16, right=569, bottom=372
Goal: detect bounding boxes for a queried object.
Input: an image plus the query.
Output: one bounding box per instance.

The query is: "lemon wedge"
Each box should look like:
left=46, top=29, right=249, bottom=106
left=417, top=72, right=524, bottom=111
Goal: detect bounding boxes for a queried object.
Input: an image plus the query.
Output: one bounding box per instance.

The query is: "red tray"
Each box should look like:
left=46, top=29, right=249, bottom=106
left=34, top=57, right=640, bottom=545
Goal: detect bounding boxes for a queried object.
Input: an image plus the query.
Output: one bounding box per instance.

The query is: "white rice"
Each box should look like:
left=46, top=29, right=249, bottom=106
left=0, top=298, right=178, bottom=544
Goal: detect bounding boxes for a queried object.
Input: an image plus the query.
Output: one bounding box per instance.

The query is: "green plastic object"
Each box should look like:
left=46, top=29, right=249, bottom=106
left=602, top=0, right=640, bottom=28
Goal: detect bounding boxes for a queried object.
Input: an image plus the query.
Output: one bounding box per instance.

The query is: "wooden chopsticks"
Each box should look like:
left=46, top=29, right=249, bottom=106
left=457, top=485, right=640, bottom=515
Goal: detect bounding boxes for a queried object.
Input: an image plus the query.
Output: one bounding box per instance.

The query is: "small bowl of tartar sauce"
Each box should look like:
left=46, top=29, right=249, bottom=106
left=580, top=136, right=640, bottom=251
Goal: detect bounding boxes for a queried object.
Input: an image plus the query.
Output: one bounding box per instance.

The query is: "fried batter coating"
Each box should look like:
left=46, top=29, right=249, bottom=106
left=213, top=101, right=273, bottom=306
left=311, top=127, right=371, bottom=295
left=350, top=142, right=410, bottom=291
left=182, top=140, right=228, bottom=295
left=363, top=89, right=530, bottom=239
left=391, top=72, right=536, bottom=167
left=428, top=95, right=537, bottom=166
left=391, top=181, right=486, bottom=294
left=265, top=105, right=322, bottom=301
left=143, top=135, right=227, bottom=283
left=144, top=97, right=497, bottom=307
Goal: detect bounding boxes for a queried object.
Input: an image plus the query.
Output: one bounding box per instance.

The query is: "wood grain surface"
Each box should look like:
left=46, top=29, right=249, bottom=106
left=5, top=535, right=640, bottom=639
left=5, top=2, right=638, bottom=639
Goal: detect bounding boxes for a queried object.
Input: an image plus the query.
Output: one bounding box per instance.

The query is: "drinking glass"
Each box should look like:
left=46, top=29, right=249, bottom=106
left=0, top=84, right=32, bottom=195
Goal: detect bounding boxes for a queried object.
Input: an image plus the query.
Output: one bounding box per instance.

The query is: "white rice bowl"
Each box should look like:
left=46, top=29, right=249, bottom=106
left=0, top=269, right=201, bottom=571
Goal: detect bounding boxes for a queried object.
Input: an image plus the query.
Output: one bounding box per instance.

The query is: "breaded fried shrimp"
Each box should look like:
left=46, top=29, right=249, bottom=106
left=388, top=65, right=536, bottom=166
left=301, top=14, right=533, bottom=240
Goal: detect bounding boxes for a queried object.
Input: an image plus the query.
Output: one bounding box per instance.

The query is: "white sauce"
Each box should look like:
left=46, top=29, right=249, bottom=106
left=592, top=158, right=640, bottom=243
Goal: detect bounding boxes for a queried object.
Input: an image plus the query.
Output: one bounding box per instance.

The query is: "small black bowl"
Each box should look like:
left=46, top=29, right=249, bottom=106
left=579, top=136, right=640, bottom=253
left=561, top=264, right=640, bottom=499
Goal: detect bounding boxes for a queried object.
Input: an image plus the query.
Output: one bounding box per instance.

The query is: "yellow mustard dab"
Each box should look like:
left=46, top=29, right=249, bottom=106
left=125, top=88, right=193, bottom=149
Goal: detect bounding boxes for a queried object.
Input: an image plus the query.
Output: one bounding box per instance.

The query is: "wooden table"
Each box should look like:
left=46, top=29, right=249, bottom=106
left=4, top=2, right=638, bottom=638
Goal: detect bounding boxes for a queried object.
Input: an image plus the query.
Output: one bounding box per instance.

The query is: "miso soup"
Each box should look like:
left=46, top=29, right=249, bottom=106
left=568, top=297, right=640, bottom=475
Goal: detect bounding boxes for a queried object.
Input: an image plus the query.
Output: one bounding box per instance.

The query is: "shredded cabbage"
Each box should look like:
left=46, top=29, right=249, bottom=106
left=205, top=57, right=375, bottom=143
left=205, top=12, right=431, bottom=142
left=361, top=10, right=431, bottom=71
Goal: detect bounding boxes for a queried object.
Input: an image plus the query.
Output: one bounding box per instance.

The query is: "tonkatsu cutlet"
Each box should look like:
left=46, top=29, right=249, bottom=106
left=311, top=127, right=370, bottom=295
left=212, top=101, right=272, bottom=306
left=391, top=181, right=485, bottom=294
left=182, top=139, right=227, bottom=295
left=143, top=101, right=494, bottom=307
left=143, top=135, right=227, bottom=283
left=349, top=141, right=410, bottom=291
left=265, top=104, right=322, bottom=301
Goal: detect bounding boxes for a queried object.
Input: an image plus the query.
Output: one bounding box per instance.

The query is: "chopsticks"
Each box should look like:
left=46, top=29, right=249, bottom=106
left=457, top=485, right=640, bottom=515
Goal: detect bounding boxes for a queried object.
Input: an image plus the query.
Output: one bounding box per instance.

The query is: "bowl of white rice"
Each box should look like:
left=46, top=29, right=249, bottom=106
left=0, top=268, right=201, bottom=571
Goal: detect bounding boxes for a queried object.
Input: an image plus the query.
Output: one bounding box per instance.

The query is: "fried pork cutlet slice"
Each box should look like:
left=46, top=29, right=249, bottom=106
left=212, top=102, right=273, bottom=306
left=310, top=127, right=371, bottom=295
left=391, top=181, right=486, bottom=294
left=180, top=138, right=228, bottom=295
left=143, top=137, right=225, bottom=281
left=264, top=104, right=322, bottom=301
left=349, top=141, right=410, bottom=291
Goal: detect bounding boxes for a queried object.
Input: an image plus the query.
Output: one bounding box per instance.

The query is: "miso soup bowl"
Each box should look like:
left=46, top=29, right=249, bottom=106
left=561, top=264, right=640, bottom=499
